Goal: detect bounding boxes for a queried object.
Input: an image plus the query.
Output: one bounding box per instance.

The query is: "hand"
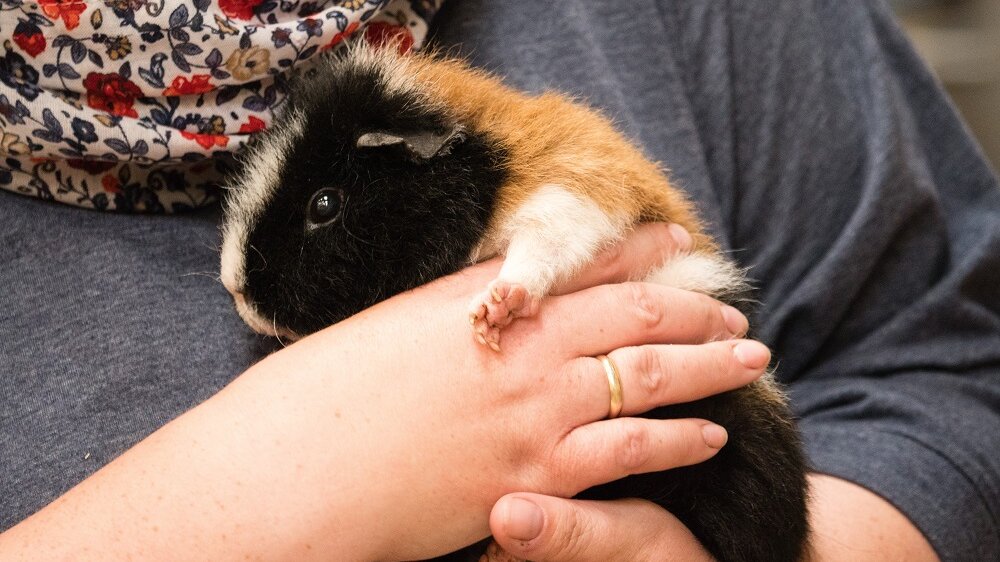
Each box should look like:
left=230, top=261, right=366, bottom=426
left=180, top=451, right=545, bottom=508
left=488, top=493, right=713, bottom=562
left=0, top=224, right=766, bottom=562
left=301, top=222, right=764, bottom=559
left=486, top=473, right=940, bottom=562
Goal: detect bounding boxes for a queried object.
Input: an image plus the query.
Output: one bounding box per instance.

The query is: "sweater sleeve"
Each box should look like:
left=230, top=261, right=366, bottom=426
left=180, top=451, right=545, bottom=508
left=714, top=2, right=1000, bottom=559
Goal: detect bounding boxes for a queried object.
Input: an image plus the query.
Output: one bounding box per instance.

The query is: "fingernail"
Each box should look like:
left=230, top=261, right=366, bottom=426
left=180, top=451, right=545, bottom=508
left=504, top=497, right=544, bottom=541
left=702, top=423, right=729, bottom=449
left=721, top=305, right=749, bottom=336
left=667, top=223, right=693, bottom=251
left=733, top=340, right=770, bottom=369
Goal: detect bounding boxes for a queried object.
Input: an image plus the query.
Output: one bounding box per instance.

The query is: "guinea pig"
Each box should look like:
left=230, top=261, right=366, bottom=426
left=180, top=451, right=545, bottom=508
left=219, top=43, right=809, bottom=562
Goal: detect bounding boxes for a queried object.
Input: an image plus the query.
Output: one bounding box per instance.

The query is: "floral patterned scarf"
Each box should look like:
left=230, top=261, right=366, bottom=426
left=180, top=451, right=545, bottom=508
left=0, top=0, right=443, bottom=212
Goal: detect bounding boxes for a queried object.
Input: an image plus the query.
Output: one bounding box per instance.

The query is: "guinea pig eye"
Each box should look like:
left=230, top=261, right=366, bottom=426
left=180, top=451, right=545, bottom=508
left=307, top=188, right=345, bottom=227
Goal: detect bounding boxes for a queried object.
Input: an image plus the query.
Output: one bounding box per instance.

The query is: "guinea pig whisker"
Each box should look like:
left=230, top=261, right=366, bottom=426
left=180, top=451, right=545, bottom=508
left=197, top=239, right=222, bottom=253
left=248, top=244, right=269, bottom=274
left=340, top=217, right=380, bottom=248
left=273, top=313, right=288, bottom=348
left=181, top=271, right=223, bottom=282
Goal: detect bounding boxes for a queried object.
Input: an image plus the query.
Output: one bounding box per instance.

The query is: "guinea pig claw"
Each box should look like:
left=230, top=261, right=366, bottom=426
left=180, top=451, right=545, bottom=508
left=468, top=280, right=539, bottom=352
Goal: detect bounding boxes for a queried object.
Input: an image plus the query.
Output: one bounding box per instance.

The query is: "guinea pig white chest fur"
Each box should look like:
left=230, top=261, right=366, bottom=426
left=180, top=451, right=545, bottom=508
left=220, top=44, right=809, bottom=562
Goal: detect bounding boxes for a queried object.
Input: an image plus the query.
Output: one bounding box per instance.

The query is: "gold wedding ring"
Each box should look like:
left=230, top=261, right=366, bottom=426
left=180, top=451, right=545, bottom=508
left=597, top=354, right=624, bottom=419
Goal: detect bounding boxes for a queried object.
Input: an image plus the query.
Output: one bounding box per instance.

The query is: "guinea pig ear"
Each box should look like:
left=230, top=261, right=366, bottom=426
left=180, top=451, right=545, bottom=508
left=356, top=125, right=466, bottom=161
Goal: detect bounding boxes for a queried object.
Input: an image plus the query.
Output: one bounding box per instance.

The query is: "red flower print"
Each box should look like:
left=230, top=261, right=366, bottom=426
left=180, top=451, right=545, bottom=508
left=13, top=22, right=46, bottom=58
left=218, top=0, right=264, bottom=20
left=363, top=22, right=414, bottom=55
left=162, top=75, right=214, bottom=96
left=238, top=116, right=266, bottom=134
left=101, top=174, right=122, bottom=194
left=83, top=72, right=143, bottom=118
left=181, top=130, right=230, bottom=150
left=322, top=21, right=360, bottom=52
left=39, top=0, right=87, bottom=30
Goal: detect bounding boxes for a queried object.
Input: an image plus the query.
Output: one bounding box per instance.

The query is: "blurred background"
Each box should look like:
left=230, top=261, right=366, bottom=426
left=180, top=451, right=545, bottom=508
left=892, top=0, right=1000, bottom=170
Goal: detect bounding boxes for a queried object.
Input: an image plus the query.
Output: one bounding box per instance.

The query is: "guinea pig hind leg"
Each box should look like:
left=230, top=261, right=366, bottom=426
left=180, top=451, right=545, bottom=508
left=468, top=184, right=627, bottom=351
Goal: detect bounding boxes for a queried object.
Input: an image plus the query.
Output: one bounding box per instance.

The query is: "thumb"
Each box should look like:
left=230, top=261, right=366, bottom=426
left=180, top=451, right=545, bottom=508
left=488, top=493, right=713, bottom=562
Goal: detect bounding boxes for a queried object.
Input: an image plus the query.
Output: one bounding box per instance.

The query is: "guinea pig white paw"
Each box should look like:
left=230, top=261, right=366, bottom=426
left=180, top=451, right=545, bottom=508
left=479, top=540, right=525, bottom=562
left=468, top=279, right=541, bottom=352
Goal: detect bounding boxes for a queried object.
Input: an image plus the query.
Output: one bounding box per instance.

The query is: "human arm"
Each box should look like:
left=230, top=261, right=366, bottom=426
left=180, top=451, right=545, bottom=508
left=804, top=474, right=937, bottom=561
left=0, top=224, right=763, bottom=562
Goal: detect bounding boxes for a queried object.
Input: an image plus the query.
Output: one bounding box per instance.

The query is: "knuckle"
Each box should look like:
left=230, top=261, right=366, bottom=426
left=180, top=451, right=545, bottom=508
left=621, top=282, right=664, bottom=329
left=627, top=347, right=671, bottom=398
left=617, top=420, right=652, bottom=472
left=701, top=341, right=738, bottom=381
left=599, top=239, right=627, bottom=271
left=695, top=294, right=726, bottom=338
left=649, top=223, right=677, bottom=254
left=717, top=343, right=740, bottom=377
left=684, top=421, right=711, bottom=458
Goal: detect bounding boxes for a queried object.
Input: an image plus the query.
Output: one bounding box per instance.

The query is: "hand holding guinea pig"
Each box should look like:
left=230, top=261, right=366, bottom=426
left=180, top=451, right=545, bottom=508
left=0, top=224, right=769, bottom=562
left=297, top=224, right=767, bottom=560
left=220, top=44, right=807, bottom=562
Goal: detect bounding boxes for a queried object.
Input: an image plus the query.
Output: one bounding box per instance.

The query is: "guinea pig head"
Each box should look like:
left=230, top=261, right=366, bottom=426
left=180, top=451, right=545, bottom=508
left=220, top=48, right=508, bottom=339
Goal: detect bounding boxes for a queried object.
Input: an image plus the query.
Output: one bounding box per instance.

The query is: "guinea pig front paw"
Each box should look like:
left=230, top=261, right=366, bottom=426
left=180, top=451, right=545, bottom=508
left=478, top=540, right=525, bottom=562
left=468, top=279, right=541, bottom=352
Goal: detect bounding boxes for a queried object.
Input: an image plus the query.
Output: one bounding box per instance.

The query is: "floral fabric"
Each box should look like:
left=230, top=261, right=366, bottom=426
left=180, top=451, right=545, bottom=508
left=0, top=0, right=442, bottom=212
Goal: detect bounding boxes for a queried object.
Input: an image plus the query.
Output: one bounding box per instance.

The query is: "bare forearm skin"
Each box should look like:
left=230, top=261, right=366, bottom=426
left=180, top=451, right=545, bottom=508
left=0, top=291, right=502, bottom=562
left=0, top=230, right=761, bottom=562
left=0, top=335, right=400, bottom=562
left=807, top=474, right=938, bottom=562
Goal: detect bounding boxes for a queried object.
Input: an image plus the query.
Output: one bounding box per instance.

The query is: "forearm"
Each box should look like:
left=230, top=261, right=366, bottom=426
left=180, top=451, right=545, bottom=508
left=806, top=474, right=938, bottom=562
left=2, top=257, right=747, bottom=561
left=0, top=332, right=409, bottom=562
left=790, top=370, right=1000, bottom=561
left=1, top=226, right=755, bottom=562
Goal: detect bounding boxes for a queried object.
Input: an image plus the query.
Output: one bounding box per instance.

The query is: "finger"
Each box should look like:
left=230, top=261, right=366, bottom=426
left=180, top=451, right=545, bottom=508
left=548, top=417, right=727, bottom=495
left=488, top=494, right=713, bottom=562
left=570, top=339, right=770, bottom=420
left=535, top=282, right=748, bottom=357
left=552, top=223, right=692, bottom=296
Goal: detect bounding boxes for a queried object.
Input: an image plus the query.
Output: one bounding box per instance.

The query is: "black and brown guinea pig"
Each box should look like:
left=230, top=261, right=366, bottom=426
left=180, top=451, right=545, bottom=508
left=219, top=44, right=809, bottom=562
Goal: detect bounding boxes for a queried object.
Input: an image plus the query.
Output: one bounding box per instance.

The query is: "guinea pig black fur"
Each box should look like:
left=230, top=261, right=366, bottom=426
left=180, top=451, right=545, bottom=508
left=220, top=43, right=810, bottom=562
